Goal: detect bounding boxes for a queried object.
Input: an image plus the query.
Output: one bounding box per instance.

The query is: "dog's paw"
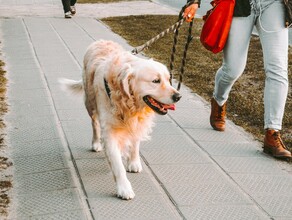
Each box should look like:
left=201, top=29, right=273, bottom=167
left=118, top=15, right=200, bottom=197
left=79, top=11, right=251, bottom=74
left=127, top=160, right=142, bottom=173
left=117, top=180, right=135, bottom=200
left=92, top=142, right=103, bottom=152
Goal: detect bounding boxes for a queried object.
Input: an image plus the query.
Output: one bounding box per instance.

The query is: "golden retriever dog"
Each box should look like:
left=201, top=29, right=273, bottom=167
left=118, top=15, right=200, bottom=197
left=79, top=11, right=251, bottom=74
left=59, top=40, right=181, bottom=200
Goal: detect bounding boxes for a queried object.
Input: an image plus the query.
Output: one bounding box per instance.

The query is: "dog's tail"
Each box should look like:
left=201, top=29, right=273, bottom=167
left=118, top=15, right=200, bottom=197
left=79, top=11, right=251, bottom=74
left=58, top=78, right=84, bottom=95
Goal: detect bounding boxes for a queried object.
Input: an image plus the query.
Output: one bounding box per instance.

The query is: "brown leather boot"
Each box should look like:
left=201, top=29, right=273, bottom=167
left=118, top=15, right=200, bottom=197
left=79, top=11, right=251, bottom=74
left=263, top=129, right=292, bottom=159
left=210, top=98, right=226, bottom=131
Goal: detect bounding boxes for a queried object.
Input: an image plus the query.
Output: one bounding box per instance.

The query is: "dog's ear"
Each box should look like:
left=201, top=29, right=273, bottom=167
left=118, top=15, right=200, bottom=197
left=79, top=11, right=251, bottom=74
left=118, top=63, right=133, bottom=97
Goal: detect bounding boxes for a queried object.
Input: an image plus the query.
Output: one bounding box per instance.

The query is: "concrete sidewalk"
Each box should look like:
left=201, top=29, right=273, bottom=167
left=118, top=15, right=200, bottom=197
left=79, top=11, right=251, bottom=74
left=1, top=0, right=292, bottom=219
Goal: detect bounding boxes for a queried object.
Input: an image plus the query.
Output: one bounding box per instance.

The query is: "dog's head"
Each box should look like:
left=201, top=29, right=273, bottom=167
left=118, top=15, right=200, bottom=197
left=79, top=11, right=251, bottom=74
left=118, top=58, right=181, bottom=115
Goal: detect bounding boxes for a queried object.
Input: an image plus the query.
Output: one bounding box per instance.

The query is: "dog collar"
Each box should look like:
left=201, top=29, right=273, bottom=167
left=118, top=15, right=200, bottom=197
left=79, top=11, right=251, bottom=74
left=104, top=78, right=111, bottom=99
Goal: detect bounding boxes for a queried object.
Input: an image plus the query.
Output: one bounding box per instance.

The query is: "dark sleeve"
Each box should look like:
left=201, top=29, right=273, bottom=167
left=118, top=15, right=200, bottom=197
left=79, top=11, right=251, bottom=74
left=233, top=0, right=251, bottom=17
left=187, top=0, right=201, bottom=7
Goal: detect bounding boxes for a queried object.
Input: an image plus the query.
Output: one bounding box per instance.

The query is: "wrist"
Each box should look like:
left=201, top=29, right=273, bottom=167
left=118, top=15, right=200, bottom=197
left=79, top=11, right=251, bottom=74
left=187, top=0, right=200, bottom=7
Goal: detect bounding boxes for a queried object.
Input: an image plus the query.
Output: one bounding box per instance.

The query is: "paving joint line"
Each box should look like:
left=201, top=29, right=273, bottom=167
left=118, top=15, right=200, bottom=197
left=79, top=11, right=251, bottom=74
left=48, top=18, right=96, bottom=220
left=22, top=17, right=95, bottom=220
left=166, top=112, right=272, bottom=218
left=139, top=153, right=187, bottom=220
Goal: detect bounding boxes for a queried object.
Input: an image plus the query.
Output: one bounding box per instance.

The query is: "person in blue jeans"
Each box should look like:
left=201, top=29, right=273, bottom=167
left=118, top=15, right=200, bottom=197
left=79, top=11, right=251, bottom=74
left=62, top=0, right=77, bottom=18
left=184, top=0, right=291, bottom=159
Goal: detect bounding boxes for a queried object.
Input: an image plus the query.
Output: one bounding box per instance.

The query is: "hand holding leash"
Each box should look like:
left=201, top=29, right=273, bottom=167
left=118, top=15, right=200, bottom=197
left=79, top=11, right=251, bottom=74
left=183, top=3, right=198, bottom=22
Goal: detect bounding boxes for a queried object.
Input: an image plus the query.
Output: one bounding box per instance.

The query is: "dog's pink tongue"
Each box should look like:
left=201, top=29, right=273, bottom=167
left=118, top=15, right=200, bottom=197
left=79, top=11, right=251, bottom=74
left=163, top=104, right=176, bottom=111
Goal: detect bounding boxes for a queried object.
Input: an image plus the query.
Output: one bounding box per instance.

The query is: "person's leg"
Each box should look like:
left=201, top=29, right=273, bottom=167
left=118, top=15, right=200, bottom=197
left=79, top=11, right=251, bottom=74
left=210, top=13, right=255, bottom=131
left=214, top=15, right=255, bottom=106
left=61, top=0, right=70, bottom=13
left=256, top=0, right=291, bottom=158
left=62, top=0, right=72, bottom=18
left=256, top=0, right=288, bottom=131
left=70, top=0, right=77, bottom=15
left=70, top=0, right=77, bottom=6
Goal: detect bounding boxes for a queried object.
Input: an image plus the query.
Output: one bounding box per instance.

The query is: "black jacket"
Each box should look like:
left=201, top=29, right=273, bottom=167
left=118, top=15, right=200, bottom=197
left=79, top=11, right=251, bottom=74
left=187, top=0, right=251, bottom=17
left=188, top=0, right=291, bottom=27
left=233, top=0, right=251, bottom=17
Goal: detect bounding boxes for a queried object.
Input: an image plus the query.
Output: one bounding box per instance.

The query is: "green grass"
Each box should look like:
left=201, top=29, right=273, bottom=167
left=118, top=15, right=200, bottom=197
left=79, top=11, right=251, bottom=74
left=102, top=15, right=292, bottom=154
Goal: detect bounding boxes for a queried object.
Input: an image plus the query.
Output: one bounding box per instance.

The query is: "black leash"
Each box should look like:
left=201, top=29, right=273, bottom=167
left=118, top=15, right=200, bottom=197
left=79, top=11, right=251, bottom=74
left=131, top=1, right=195, bottom=91
left=170, top=2, right=194, bottom=90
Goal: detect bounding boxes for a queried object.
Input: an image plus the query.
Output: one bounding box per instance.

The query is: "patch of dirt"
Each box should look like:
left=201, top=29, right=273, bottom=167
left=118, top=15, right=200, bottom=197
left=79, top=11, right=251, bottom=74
left=0, top=53, right=12, bottom=218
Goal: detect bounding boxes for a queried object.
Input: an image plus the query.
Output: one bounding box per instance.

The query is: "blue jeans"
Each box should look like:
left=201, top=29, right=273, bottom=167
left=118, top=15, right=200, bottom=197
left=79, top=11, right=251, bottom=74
left=213, top=0, right=289, bottom=130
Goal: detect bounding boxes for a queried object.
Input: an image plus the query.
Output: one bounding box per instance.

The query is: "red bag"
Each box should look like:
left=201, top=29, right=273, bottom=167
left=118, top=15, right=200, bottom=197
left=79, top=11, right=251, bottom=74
left=200, top=0, right=235, bottom=53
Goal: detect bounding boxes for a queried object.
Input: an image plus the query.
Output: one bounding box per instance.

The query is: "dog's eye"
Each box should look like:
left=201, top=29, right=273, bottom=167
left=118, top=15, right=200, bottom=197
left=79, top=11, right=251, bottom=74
left=152, top=79, right=160, bottom=83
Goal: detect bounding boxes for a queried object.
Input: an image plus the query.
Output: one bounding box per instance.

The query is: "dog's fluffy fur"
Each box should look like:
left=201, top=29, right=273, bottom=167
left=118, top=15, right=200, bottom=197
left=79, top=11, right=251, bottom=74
left=59, top=40, right=181, bottom=200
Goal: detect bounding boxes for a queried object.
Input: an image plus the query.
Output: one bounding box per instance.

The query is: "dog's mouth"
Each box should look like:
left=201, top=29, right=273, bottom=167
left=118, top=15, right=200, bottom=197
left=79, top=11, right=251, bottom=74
left=143, top=95, right=175, bottom=115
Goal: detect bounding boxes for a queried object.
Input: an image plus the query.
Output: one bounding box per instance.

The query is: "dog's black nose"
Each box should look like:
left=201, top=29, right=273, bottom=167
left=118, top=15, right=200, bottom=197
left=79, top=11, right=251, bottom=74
left=172, top=92, right=182, bottom=102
